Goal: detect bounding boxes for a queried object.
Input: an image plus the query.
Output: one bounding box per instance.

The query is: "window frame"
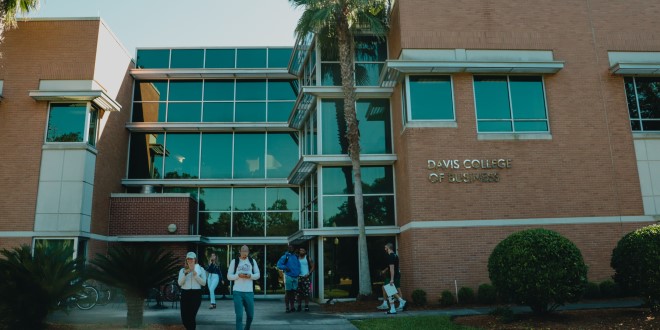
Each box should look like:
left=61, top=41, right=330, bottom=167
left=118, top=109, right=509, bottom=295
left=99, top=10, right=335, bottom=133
left=473, top=75, right=551, bottom=134
left=404, top=74, right=457, bottom=124
left=625, top=76, right=660, bottom=132
left=45, top=102, right=99, bottom=146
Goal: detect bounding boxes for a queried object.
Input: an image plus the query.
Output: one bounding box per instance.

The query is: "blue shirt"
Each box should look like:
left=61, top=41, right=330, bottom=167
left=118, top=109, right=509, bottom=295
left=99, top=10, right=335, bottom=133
left=277, top=252, right=301, bottom=277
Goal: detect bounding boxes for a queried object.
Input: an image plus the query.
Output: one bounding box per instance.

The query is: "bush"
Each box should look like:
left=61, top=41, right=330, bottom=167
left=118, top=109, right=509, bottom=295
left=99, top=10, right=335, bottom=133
left=611, top=224, right=660, bottom=310
left=458, top=287, right=475, bottom=304
left=583, top=282, right=601, bottom=299
left=488, top=228, right=588, bottom=315
left=439, top=290, right=456, bottom=307
left=477, top=283, right=498, bottom=305
left=598, top=280, right=621, bottom=299
left=488, top=306, right=516, bottom=323
left=411, top=289, right=427, bottom=306
left=0, top=244, right=85, bottom=330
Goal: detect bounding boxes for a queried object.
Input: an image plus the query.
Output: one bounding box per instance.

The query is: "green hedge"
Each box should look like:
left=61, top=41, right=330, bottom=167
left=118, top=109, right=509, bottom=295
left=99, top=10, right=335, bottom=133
left=611, top=224, right=660, bottom=311
left=488, top=228, right=588, bottom=314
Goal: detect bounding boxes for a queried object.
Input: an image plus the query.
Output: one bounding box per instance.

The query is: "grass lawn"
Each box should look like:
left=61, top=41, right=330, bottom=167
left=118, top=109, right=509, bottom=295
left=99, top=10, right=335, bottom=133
left=350, top=315, right=478, bottom=330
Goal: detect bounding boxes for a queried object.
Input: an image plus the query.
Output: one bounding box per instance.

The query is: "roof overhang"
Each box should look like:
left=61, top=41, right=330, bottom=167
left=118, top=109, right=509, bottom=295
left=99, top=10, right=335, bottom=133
left=609, top=63, right=660, bottom=75
left=28, top=80, right=121, bottom=111
left=131, top=68, right=296, bottom=80
left=288, top=154, right=397, bottom=184
left=381, top=60, right=564, bottom=87
left=608, top=52, right=660, bottom=75
left=288, top=227, right=400, bottom=244
left=29, top=90, right=121, bottom=112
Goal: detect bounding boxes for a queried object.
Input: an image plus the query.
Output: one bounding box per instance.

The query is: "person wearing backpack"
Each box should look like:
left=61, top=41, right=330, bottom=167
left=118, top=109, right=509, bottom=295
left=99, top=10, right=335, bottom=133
left=227, top=245, right=260, bottom=330
left=276, top=244, right=301, bottom=313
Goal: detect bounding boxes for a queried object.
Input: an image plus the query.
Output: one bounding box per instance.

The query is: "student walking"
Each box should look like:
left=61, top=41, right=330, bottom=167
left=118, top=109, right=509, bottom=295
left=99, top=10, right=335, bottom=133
left=376, top=243, right=406, bottom=314
left=277, top=244, right=301, bottom=313
left=227, top=245, right=260, bottom=330
left=296, top=246, right=315, bottom=312
left=206, top=252, right=223, bottom=309
left=178, top=252, right=207, bottom=330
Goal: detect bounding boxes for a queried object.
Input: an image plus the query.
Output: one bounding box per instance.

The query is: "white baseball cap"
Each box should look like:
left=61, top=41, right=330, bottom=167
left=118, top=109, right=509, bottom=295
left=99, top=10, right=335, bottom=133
left=186, top=252, right=197, bottom=259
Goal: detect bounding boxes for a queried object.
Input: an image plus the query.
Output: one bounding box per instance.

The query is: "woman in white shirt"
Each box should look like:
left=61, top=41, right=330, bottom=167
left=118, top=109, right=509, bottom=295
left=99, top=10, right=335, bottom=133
left=178, top=251, right=206, bottom=330
left=227, top=245, right=260, bottom=330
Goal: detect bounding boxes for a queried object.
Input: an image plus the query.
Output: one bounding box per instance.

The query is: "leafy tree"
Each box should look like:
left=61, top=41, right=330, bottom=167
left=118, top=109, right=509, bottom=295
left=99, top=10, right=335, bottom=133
left=0, top=0, right=39, bottom=45
left=88, top=245, right=179, bottom=327
left=0, top=244, right=84, bottom=330
left=289, top=0, right=391, bottom=298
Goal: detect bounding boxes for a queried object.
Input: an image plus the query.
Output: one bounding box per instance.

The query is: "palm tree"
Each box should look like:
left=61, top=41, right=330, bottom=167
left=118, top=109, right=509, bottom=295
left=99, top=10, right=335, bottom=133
left=0, top=244, right=85, bottom=329
left=289, top=0, right=390, bottom=298
left=0, top=0, right=40, bottom=44
left=88, top=245, right=180, bottom=328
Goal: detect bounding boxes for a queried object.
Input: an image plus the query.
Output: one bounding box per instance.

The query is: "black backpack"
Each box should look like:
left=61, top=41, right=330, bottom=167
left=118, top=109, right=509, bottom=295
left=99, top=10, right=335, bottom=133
left=233, top=256, right=256, bottom=274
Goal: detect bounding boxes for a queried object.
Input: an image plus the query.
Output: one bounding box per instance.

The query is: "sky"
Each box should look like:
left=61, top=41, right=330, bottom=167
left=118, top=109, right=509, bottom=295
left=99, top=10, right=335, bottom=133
left=21, top=0, right=303, bottom=56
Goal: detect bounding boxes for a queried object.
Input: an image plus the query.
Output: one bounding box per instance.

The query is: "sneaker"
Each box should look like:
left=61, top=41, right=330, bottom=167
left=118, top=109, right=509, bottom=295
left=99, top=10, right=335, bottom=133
left=304, top=307, right=310, bottom=312
left=386, top=310, right=397, bottom=315
left=396, top=300, right=407, bottom=311
left=285, top=308, right=291, bottom=313
left=376, top=302, right=389, bottom=310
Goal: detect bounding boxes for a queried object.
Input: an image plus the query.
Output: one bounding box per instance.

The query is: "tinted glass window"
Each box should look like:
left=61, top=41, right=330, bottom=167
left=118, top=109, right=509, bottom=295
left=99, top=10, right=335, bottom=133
left=268, top=48, right=293, bottom=68
left=235, top=102, right=266, bottom=122
left=267, top=102, right=294, bottom=122
left=47, top=103, right=86, bottom=142
left=134, top=81, right=168, bottom=102
left=356, top=99, right=391, bottom=153
left=200, top=188, right=232, bottom=211
left=409, top=76, right=454, bottom=120
left=205, top=49, right=235, bottom=68
left=321, top=99, right=347, bottom=154
left=266, top=133, right=298, bottom=178
left=200, top=133, right=232, bottom=178
left=204, top=81, right=234, bottom=101
left=268, top=80, right=297, bottom=100
left=234, top=188, right=265, bottom=211
left=236, top=80, right=266, bottom=100
left=266, top=187, right=299, bottom=210
left=136, top=49, right=169, bottom=69
left=202, top=102, right=234, bottom=122
left=169, top=81, right=202, bottom=101
left=164, top=134, right=200, bottom=179
left=234, top=133, right=265, bottom=178
left=167, top=102, right=202, bottom=122
left=128, top=132, right=164, bottom=179
left=237, top=49, right=267, bottom=68
left=170, top=49, right=204, bottom=68
left=132, top=103, right=166, bottom=122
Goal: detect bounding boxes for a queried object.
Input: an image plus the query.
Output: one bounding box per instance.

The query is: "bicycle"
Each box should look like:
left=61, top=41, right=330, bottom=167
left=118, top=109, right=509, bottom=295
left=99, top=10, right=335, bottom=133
left=58, top=285, right=99, bottom=310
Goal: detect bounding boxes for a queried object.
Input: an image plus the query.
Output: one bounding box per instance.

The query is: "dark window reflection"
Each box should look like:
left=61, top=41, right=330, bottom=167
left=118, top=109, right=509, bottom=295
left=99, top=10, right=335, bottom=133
left=199, top=188, right=232, bottom=211
left=164, top=134, right=200, bottom=179
left=321, top=99, right=347, bottom=154
left=266, top=187, right=299, bottom=210
left=199, top=212, right=231, bottom=237
left=134, top=81, right=168, bottom=102
left=128, top=133, right=164, bottom=179
left=233, top=212, right=265, bottom=236
left=266, top=212, right=299, bottom=236
left=47, top=103, right=86, bottom=143
left=132, top=103, right=166, bottom=122
left=355, top=36, right=387, bottom=62
left=167, top=102, right=202, bottom=122
left=234, top=188, right=265, bottom=211
left=623, top=76, right=660, bottom=131
left=357, top=99, right=391, bottom=153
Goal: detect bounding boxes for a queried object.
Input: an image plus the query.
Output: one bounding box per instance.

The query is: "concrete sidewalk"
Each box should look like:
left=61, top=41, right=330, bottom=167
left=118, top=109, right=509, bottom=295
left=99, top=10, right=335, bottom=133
left=48, top=297, right=644, bottom=329
left=48, top=298, right=358, bottom=329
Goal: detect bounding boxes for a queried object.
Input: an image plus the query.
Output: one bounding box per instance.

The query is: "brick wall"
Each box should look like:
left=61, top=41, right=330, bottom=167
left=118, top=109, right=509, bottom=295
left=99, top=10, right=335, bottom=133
left=398, top=221, right=649, bottom=299
left=109, top=196, right=197, bottom=236
left=0, top=20, right=100, bottom=231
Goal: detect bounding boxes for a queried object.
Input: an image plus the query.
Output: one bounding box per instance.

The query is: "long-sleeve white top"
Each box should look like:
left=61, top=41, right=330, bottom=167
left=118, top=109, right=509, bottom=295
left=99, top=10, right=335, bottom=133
left=227, top=258, right=260, bottom=292
left=178, top=264, right=206, bottom=290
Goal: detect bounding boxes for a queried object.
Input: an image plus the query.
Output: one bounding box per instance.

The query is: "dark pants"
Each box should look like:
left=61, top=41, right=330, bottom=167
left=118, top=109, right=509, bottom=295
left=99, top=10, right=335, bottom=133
left=180, top=289, right=202, bottom=330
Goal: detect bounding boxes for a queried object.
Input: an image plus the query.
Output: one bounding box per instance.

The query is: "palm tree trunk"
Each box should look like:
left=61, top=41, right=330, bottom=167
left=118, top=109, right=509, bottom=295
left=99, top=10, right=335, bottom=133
left=337, top=13, right=372, bottom=298
left=125, top=293, right=145, bottom=328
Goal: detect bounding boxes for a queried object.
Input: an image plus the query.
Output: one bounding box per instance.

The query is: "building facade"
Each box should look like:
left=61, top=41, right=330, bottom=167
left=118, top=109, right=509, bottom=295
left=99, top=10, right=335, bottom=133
left=2, top=0, right=660, bottom=301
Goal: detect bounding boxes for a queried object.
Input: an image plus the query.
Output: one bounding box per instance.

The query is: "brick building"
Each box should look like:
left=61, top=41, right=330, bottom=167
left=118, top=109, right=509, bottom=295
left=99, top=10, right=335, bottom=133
left=1, top=0, right=660, bottom=301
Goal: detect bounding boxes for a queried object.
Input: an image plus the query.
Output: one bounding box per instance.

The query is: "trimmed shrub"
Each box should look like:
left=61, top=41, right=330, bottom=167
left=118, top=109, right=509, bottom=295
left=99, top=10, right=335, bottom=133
left=477, top=283, right=498, bottom=305
left=488, top=228, right=588, bottom=315
left=411, top=289, right=427, bottom=306
left=598, top=280, right=621, bottom=299
left=611, top=224, right=660, bottom=310
left=439, top=290, right=456, bottom=307
left=458, top=287, right=475, bottom=304
left=489, top=306, right=516, bottom=323
left=584, top=282, right=601, bottom=299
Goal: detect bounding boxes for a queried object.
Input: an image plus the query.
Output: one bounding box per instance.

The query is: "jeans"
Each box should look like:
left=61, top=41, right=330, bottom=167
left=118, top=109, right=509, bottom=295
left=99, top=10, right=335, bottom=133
left=208, top=273, right=220, bottom=304
left=233, top=291, right=254, bottom=330
left=180, top=289, right=202, bottom=330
